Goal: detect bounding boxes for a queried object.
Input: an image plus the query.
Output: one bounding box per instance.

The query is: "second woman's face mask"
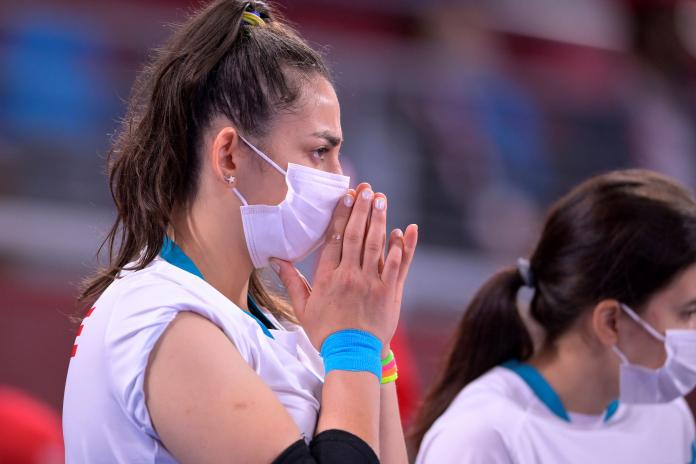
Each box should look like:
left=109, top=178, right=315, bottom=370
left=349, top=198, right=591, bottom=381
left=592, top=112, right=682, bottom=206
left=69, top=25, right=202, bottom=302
left=613, top=303, right=696, bottom=404
left=232, top=135, right=350, bottom=269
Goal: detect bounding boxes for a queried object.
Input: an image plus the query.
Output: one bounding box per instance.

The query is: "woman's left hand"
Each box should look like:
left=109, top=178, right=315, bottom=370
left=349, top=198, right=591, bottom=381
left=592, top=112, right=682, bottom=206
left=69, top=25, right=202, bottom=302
left=274, top=183, right=418, bottom=356
left=378, top=223, right=418, bottom=356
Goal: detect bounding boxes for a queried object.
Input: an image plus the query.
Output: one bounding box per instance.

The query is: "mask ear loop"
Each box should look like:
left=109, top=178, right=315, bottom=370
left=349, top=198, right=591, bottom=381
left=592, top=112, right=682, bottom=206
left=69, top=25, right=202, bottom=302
left=614, top=303, right=666, bottom=365
left=238, top=134, right=287, bottom=176
left=620, top=303, right=667, bottom=342
left=612, top=345, right=630, bottom=364
left=232, top=188, right=249, bottom=206
left=233, top=134, right=286, bottom=206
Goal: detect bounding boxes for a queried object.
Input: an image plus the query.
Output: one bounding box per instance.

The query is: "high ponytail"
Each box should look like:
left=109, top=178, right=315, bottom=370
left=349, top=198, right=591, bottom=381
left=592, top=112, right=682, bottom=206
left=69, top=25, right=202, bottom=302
left=79, top=0, right=329, bottom=323
left=408, top=267, right=533, bottom=453
left=409, top=169, right=696, bottom=456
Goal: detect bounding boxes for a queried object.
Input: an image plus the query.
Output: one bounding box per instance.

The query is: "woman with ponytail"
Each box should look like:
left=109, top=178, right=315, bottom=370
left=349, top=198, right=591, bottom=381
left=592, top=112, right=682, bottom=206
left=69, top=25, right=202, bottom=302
left=62, top=2, right=418, bottom=462
left=412, top=170, right=696, bottom=463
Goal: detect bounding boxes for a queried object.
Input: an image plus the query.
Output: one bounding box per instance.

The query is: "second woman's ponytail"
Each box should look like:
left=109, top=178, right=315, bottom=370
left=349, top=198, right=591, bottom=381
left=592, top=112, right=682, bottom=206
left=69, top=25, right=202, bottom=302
left=408, top=267, right=533, bottom=453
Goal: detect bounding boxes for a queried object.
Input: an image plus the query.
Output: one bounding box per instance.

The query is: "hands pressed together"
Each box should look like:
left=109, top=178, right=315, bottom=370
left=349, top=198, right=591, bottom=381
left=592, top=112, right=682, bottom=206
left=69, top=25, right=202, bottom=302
left=272, top=182, right=418, bottom=356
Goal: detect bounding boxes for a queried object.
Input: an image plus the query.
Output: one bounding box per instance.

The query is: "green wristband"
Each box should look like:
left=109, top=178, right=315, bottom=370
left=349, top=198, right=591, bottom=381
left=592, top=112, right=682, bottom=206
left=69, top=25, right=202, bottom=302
left=381, top=350, right=395, bottom=366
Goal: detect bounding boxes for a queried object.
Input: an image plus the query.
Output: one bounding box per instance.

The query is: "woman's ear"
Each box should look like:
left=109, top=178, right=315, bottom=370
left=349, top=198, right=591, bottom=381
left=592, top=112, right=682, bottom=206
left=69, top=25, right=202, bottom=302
left=591, top=299, right=621, bottom=347
left=210, top=126, right=242, bottom=185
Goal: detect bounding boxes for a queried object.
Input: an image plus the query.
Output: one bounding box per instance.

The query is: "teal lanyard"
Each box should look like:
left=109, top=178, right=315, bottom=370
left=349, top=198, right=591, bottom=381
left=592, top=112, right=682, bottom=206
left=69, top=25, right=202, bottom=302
left=502, top=359, right=618, bottom=423
left=160, top=236, right=276, bottom=339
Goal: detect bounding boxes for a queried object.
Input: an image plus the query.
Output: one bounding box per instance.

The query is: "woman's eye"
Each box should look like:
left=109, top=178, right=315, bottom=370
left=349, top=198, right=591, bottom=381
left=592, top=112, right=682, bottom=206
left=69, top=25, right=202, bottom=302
left=681, top=309, right=696, bottom=320
left=311, top=147, right=328, bottom=162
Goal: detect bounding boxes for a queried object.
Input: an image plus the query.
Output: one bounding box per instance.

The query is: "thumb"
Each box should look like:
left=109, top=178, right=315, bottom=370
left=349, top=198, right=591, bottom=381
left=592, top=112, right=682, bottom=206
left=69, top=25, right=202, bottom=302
left=271, top=258, right=310, bottom=318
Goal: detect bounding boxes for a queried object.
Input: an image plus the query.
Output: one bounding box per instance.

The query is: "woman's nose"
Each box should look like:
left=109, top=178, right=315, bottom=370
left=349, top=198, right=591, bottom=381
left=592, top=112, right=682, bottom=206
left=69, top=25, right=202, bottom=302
left=329, top=159, right=343, bottom=176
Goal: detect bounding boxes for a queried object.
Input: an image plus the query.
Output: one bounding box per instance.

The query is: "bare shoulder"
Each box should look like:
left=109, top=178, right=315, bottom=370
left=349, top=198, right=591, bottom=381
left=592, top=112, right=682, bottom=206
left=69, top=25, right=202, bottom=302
left=145, top=311, right=301, bottom=463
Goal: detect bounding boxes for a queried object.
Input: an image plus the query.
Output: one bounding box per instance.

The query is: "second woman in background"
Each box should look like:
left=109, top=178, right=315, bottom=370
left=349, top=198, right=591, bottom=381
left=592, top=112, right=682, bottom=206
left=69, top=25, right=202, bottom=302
left=412, top=169, right=696, bottom=463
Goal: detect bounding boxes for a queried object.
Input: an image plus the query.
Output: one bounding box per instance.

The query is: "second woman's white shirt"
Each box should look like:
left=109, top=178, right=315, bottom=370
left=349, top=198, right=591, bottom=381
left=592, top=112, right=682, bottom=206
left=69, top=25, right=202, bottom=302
left=416, top=365, right=695, bottom=464
left=63, top=255, right=324, bottom=463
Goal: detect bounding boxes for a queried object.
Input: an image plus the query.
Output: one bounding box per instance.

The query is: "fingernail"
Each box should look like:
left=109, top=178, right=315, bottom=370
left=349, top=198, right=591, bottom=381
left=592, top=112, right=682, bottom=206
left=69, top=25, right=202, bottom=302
left=396, top=229, right=404, bottom=237
left=270, top=260, right=280, bottom=274
left=343, top=194, right=354, bottom=207
left=374, top=197, right=386, bottom=210
left=361, top=189, right=373, bottom=200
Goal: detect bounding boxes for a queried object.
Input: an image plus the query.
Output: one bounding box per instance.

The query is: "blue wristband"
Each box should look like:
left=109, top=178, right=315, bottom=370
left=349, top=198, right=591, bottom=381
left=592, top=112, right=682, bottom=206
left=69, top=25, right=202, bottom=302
left=321, top=329, right=383, bottom=381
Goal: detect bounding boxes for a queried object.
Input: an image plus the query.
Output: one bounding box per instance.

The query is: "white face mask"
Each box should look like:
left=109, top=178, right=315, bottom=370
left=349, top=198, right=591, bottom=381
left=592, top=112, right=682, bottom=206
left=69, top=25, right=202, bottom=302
left=232, top=135, right=350, bottom=269
left=612, top=303, right=696, bottom=404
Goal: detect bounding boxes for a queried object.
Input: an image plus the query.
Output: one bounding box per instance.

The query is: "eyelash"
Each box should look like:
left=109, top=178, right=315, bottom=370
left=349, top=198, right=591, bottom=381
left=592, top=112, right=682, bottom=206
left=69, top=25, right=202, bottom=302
left=681, top=309, right=696, bottom=320
left=312, top=147, right=329, bottom=162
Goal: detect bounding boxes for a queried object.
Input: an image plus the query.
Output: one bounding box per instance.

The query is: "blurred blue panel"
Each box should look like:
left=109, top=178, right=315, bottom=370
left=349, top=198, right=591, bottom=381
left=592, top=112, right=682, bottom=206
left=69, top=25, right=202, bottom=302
left=0, top=13, right=111, bottom=148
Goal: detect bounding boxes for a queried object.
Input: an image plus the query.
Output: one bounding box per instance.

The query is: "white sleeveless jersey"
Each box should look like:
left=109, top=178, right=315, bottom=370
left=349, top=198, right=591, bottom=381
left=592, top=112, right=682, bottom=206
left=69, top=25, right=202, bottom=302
left=416, top=365, right=696, bottom=464
left=62, top=256, right=324, bottom=463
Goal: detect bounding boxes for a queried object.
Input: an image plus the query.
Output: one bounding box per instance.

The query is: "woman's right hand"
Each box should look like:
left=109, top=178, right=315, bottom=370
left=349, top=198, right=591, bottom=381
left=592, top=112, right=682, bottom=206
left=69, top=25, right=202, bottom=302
left=272, top=183, right=412, bottom=351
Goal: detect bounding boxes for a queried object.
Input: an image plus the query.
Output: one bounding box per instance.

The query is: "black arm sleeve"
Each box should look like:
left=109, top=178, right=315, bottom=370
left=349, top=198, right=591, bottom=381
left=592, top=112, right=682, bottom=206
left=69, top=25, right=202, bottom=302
left=271, top=429, right=380, bottom=464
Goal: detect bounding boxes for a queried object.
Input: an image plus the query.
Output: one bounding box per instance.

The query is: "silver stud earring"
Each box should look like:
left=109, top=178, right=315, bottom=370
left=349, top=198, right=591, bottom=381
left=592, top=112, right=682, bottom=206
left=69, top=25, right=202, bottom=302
left=225, top=175, right=236, bottom=185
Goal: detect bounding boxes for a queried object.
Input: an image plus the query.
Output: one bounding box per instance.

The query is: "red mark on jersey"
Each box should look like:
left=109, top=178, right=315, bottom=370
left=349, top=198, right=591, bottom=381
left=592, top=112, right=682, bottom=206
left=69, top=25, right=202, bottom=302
left=71, top=307, right=96, bottom=358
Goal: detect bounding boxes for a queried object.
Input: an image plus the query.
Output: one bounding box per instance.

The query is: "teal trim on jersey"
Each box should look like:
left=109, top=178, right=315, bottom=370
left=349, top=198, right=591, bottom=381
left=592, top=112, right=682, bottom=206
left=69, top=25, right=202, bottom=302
left=160, top=236, right=204, bottom=280
left=160, top=236, right=275, bottom=339
left=503, top=360, right=619, bottom=424
left=503, top=359, right=570, bottom=422
left=690, top=441, right=695, bottom=464
left=247, top=294, right=277, bottom=335
left=604, top=400, right=619, bottom=422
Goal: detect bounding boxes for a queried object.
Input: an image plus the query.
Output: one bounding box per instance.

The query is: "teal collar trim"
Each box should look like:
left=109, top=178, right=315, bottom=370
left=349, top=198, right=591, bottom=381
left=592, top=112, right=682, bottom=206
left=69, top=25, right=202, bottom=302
left=160, top=236, right=275, bottom=339
left=503, top=359, right=570, bottom=422
left=160, top=236, right=204, bottom=280
left=247, top=294, right=277, bottom=335
left=502, top=360, right=618, bottom=423
left=604, top=400, right=619, bottom=421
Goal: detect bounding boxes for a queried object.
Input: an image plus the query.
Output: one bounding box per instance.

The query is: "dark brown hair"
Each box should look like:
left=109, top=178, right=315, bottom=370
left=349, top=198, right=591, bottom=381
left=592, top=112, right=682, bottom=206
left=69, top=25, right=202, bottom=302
left=409, top=169, right=696, bottom=452
left=79, top=0, right=329, bottom=320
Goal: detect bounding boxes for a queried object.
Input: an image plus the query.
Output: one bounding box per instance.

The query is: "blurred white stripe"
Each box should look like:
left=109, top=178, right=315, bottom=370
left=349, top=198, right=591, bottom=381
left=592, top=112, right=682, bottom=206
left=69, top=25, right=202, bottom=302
left=0, top=197, right=114, bottom=268
left=0, top=197, right=508, bottom=309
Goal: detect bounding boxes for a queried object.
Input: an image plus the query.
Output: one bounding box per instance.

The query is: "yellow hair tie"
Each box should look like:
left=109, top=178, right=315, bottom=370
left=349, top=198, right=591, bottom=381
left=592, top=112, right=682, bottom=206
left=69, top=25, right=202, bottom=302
left=242, top=11, right=265, bottom=27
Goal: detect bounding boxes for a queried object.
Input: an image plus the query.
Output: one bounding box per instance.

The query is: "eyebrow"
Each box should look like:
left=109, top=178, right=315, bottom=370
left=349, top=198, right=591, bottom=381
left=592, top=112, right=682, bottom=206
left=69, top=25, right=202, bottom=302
left=312, top=131, right=343, bottom=148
